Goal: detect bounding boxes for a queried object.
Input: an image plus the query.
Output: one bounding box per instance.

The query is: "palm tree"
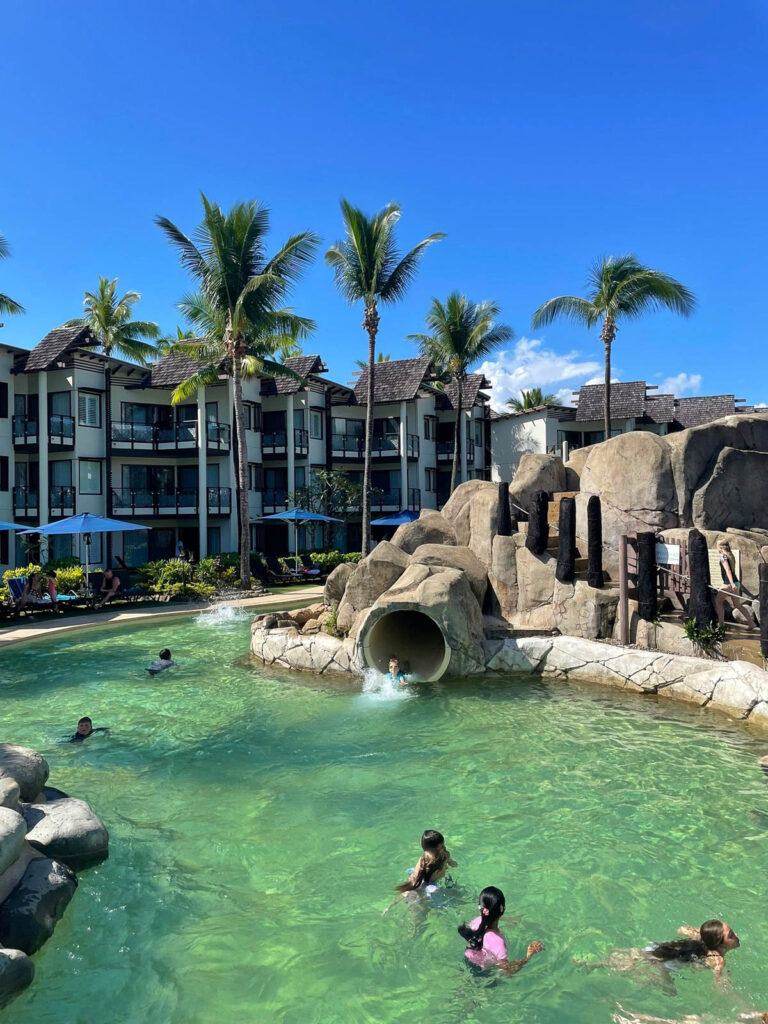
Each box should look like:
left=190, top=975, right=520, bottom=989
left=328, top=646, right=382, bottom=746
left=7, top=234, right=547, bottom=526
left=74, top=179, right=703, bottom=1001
left=156, top=195, right=319, bottom=586
left=326, top=200, right=444, bottom=555
left=506, top=387, right=557, bottom=411
left=409, top=292, right=513, bottom=494
left=532, top=255, right=696, bottom=440
left=66, top=278, right=159, bottom=559
left=354, top=351, right=391, bottom=371
left=0, top=232, right=24, bottom=318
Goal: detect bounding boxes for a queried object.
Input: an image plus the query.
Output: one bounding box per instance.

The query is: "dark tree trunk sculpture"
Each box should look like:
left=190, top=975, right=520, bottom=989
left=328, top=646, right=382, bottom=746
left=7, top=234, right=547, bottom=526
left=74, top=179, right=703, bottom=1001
left=687, top=528, right=716, bottom=627
left=497, top=482, right=512, bottom=538
left=637, top=531, right=658, bottom=622
left=526, top=490, right=549, bottom=556
left=587, top=495, right=603, bottom=589
left=759, top=562, right=768, bottom=659
left=556, top=497, right=576, bottom=583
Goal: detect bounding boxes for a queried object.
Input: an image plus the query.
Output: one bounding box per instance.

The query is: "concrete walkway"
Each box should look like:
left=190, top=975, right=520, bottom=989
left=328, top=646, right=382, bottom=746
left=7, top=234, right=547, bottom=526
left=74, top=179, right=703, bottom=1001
left=0, top=586, right=324, bottom=648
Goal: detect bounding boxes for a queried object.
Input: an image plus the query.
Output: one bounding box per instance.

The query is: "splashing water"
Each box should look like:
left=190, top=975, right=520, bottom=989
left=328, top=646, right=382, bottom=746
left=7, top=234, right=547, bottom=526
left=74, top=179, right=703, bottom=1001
left=195, top=603, right=252, bottom=627
left=359, top=666, right=413, bottom=701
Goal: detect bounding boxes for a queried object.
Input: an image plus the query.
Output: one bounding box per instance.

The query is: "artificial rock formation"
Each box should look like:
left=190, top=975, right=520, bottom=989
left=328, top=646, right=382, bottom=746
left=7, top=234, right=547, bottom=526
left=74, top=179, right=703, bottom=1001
left=0, top=743, right=108, bottom=1011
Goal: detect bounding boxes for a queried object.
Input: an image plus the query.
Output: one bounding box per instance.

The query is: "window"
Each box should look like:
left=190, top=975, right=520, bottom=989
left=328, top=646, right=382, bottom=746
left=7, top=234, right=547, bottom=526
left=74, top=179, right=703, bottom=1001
left=0, top=531, right=8, bottom=566
left=0, top=382, right=7, bottom=419
left=424, top=416, right=437, bottom=440
left=310, top=409, right=323, bottom=439
left=248, top=463, right=263, bottom=491
left=79, top=460, right=101, bottom=494
left=243, top=403, right=261, bottom=431
left=78, top=392, right=101, bottom=427
left=426, top=468, right=437, bottom=492
left=207, top=527, right=221, bottom=555
left=0, top=456, right=7, bottom=492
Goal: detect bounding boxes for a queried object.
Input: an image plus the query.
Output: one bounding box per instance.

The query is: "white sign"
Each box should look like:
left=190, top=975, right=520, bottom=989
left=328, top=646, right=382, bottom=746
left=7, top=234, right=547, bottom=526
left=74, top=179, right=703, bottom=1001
left=655, top=542, right=680, bottom=566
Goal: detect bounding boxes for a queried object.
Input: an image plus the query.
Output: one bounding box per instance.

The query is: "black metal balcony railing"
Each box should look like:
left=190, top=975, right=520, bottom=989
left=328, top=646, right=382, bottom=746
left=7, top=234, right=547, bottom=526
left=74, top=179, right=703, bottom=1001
left=437, top=438, right=476, bottom=462
left=331, top=433, right=364, bottom=458
left=110, top=421, right=231, bottom=452
left=12, top=487, right=39, bottom=516
left=263, top=488, right=288, bottom=511
left=371, top=434, right=400, bottom=457
left=294, top=427, right=308, bottom=455
left=206, top=421, right=231, bottom=452
left=466, top=439, right=476, bottom=463
left=370, top=489, right=401, bottom=510
left=262, top=430, right=287, bottom=453
left=50, top=485, right=76, bottom=515
left=206, top=487, right=231, bottom=514
left=111, top=488, right=198, bottom=515
left=13, top=415, right=74, bottom=446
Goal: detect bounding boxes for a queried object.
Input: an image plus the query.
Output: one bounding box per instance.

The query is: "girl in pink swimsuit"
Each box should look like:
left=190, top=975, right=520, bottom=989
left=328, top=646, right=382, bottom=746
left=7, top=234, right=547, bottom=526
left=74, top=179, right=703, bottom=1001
left=459, top=886, right=544, bottom=975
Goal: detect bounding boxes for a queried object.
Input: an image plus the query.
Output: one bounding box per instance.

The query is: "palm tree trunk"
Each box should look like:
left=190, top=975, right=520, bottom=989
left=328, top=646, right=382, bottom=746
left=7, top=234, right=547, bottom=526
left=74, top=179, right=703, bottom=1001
left=104, top=365, right=113, bottom=567
left=450, top=374, right=463, bottom=494
left=361, top=304, right=379, bottom=558
left=231, top=351, right=251, bottom=587
left=601, top=316, right=616, bottom=442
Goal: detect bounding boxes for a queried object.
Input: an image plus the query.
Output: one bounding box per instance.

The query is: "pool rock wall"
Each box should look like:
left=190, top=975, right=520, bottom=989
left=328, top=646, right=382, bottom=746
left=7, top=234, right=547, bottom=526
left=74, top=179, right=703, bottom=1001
left=0, top=743, right=109, bottom=1010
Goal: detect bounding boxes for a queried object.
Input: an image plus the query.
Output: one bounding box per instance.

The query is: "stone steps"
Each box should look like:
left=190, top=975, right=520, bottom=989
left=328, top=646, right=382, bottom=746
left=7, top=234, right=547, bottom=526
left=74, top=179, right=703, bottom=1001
left=548, top=491, right=579, bottom=525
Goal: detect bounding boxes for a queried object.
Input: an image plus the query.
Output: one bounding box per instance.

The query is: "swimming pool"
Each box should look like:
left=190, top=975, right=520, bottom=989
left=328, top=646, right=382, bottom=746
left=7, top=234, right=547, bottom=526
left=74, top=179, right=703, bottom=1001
left=2, top=607, right=767, bottom=1024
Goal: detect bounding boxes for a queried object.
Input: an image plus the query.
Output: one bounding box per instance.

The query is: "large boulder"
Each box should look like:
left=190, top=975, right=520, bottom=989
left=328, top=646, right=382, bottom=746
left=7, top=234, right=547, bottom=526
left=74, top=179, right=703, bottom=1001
left=410, top=543, right=488, bottom=605
left=0, top=779, right=19, bottom=811
left=553, top=580, right=619, bottom=639
left=691, top=448, right=768, bottom=531
left=563, top=445, right=594, bottom=490
left=323, top=563, right=355, bottom=608
left=335, top=542, right=410, bottom=634
left=23, top=797, right=109, bottom=870
left=515, top=545, right=558, bottom=627
left=441, top=480, right=500, bottom=559
left=488, top=534, right=519, bottom=620
left=0, top=808, right=26, bottom=876
left=390, top=511, right=457, bottom=554
left=0, top=947, right=34, bottom=1011
left=509, top=454, right=567, bottom=512
left=0, top=745, right=49, bottom=803
left=665, top=414, right=768, bottom=526
left=0, top=857, right=77, bottom=955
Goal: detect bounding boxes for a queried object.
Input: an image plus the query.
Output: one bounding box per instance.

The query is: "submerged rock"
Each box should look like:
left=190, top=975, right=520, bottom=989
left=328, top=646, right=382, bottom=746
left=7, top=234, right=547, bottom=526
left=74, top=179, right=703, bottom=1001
left=23, top=797, right=109, bottom=870
left=0, top=946, right=34, bottom=1010
left=0, top=857, right=78, bottom=955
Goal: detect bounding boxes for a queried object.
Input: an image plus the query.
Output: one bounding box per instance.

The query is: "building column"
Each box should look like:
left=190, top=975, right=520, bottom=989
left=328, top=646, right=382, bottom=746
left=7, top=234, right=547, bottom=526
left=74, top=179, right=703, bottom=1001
left=399, top=400, right=408, bottom=509
left=226, top=378, right=238, bottom=551
left=197, top=385, right=207, bottom=559
left=460, top=409, right=469, bottom=485
left=37, top=372, right=49, bottom=563
left=286, top=394, right=295, bottom=553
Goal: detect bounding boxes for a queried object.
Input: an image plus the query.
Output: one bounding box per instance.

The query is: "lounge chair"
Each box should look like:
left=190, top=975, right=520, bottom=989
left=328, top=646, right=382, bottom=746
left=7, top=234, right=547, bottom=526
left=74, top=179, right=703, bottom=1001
left=6, top=576, right=78, bottom=617
left=299, top=554, right=323, bottom=577
left=265, top=556, right=304, bottom=584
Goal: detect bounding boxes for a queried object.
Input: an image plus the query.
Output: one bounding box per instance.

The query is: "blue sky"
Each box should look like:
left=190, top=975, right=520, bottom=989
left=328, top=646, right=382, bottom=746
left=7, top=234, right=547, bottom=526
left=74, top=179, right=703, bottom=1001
left=1, top=0, right=766, bottom=408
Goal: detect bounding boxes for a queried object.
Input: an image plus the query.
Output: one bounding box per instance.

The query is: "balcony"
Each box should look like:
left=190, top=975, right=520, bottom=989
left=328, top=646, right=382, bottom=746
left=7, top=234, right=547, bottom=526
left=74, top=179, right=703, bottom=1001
left=331, top=433, right=364, bottom=459
left=205, top=486, right=232, bottom=515
left=50, top=485, right=76, bottom=517
left=12, top=487, right=38, bottom=518
left=110, top=421, right=231, bottom=454
left=13, top=414, right=75, bottom=450
left=262, top=429, right=309, bottom=458
left=437, top=439, right=475, bottom=463
left=331, top=433, right=421, bottom=460
left=262, top=488, right=288, bottom=513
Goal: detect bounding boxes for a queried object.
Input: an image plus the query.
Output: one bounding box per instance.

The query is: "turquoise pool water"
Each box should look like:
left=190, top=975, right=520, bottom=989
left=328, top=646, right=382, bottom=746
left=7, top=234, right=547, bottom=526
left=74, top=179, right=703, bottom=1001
left=2, top=608, right=768, bottom=1024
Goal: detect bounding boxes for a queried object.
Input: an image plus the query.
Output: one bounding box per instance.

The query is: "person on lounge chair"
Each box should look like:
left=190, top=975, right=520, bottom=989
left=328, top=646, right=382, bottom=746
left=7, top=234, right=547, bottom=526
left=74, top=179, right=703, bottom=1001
left=15, top=572, right=45, bottom=616
left=96, top=569, right=121, bottom=608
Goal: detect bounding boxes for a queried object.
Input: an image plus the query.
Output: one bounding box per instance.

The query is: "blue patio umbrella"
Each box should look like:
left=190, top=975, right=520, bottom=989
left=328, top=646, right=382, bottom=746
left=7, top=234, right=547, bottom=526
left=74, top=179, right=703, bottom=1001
left=21, top=513, right=151, bottom=589
left=0, top=520, right=26, bottom=531
left=261, top=507, right=342, bottom=566
left=371, top=509, right=419, bottom=526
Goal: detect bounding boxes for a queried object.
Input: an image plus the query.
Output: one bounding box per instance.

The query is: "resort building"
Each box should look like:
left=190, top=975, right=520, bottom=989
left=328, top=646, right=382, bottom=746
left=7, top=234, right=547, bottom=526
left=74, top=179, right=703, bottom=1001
left=491, top=380, right=753, bottom=481
left=0, top=328, right=491, bottom=569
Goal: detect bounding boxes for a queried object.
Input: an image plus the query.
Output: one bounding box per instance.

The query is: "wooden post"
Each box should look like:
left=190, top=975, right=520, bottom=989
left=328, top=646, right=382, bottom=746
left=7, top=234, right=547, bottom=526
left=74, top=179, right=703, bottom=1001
left=497, top=481, right=512, bottom=537
left=587, top=495, right=603, bottom=589
left=556, top=496, right=576, bottom=582
left=618, top=534, right=629, bottom=645
left=687, top=528, right=716, bottom=627
left=759, top=562, right=768, bottom=659
left=526, top=490, right=549, bottom=556
left=637, top=531, right=657, bottom=622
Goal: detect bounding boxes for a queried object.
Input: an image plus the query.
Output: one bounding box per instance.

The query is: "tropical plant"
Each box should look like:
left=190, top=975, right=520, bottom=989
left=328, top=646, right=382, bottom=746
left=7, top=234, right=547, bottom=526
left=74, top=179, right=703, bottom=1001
left=156, top=195, right=319, bottom=586
left=354, top=351, right=391, bottom=371
left=506, top=387, right=558, bottom=411
left=0, top=232, right=24, bottom=317
left=326, top=200, right=444, bottom=555
left=409, top=292, right=513, bottom=494
left=683, top=616, right=726, bottom=658
left=66, top=277, right=159, bottom=561
left=531, top=255, right=696, bottom=440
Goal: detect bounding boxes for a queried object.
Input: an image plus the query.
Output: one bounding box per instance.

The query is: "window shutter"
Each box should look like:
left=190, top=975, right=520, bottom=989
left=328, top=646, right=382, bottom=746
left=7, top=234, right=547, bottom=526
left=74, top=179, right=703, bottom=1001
left=79, top=394, right=87, bottom=423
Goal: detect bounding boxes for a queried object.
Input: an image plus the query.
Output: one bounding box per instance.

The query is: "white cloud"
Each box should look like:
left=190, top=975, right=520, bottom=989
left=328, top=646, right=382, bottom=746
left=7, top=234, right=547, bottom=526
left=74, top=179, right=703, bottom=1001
left=584, top=375, right=620, bottom=386
left=478, top=337, right=601, bottom=412
left=658, top=372, right=702, bottom=396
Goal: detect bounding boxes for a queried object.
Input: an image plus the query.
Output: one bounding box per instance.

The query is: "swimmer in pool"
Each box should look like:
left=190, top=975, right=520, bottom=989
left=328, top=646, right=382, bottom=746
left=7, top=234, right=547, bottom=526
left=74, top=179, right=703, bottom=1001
left=395, top=829, right=456, bottom=896
left=576, top=920, right=740, bottom=989
left=69, top=717, right=109, bottom=742
left=459, top=886, right=544, bottom=975
left=387, top=658, right=407, bottom=685
left=146, top=648, right=178, bottom=676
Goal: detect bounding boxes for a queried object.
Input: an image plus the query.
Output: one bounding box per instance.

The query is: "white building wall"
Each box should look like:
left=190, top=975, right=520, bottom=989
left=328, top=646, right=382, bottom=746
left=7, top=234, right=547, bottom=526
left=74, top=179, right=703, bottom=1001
left=491, top=411, right=548, bottom=482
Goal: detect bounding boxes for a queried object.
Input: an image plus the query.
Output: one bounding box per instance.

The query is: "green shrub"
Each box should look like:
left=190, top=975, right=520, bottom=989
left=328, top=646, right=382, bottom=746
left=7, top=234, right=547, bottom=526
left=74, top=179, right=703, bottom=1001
left=308, top=550, right=361, bottom=573
left=196, top=556, right=238, bottom=587
left=43, top=556, right=81, bottom=571
left=52, top=565, right=85, bottom=593
left=161, top=582, right=216, bottom=601
left=683, top=617, right=727, bottom=658
left=1, top=563, right=43, bottom=604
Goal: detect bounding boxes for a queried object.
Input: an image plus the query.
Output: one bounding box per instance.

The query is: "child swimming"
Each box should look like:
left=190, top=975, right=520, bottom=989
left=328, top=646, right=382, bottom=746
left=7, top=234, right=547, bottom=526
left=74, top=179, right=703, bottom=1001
left=459, top=886, right=544, bottom=975
left=395, top=829, right=456, bottom=895
left=69, top=717, right=109, bottom=742
left=387, top=658, right=407, bottom=686
left=146, top=648, right=178, bottom=676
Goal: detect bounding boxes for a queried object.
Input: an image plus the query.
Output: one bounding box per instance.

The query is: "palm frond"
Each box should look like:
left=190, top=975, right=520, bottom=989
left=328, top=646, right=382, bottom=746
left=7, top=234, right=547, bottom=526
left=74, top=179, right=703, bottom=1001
left=531, top=295, right=598, bottom=330
left=379, top=233, right=445, bottom=304
left=0, top=292, right=25, bottom=316
left=170, top=365, right=222, bottom=404
left=155, top=216, right=207, bottom=281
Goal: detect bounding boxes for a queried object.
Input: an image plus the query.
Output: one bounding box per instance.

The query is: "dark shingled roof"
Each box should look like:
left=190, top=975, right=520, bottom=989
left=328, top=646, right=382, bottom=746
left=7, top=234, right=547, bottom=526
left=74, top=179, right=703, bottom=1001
left=352, top=357, right=432, bottom=404
left=149, top=352, right=210, bottom=388
left=575, top=381, right=648, bottom=422
left=673, top=395, right=738, bottom=428
left=643, top=393, right=675, bottom=424
left=23, top=325, right=97, bottom=372
left=260, top=354, right=327, bottom=396
left=439, top=373, right=492, bottom=410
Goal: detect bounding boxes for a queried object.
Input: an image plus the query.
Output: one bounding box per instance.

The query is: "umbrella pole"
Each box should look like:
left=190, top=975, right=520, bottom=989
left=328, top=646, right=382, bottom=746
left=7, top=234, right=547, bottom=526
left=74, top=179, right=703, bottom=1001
left=84, top=533, right=91, bottom=600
